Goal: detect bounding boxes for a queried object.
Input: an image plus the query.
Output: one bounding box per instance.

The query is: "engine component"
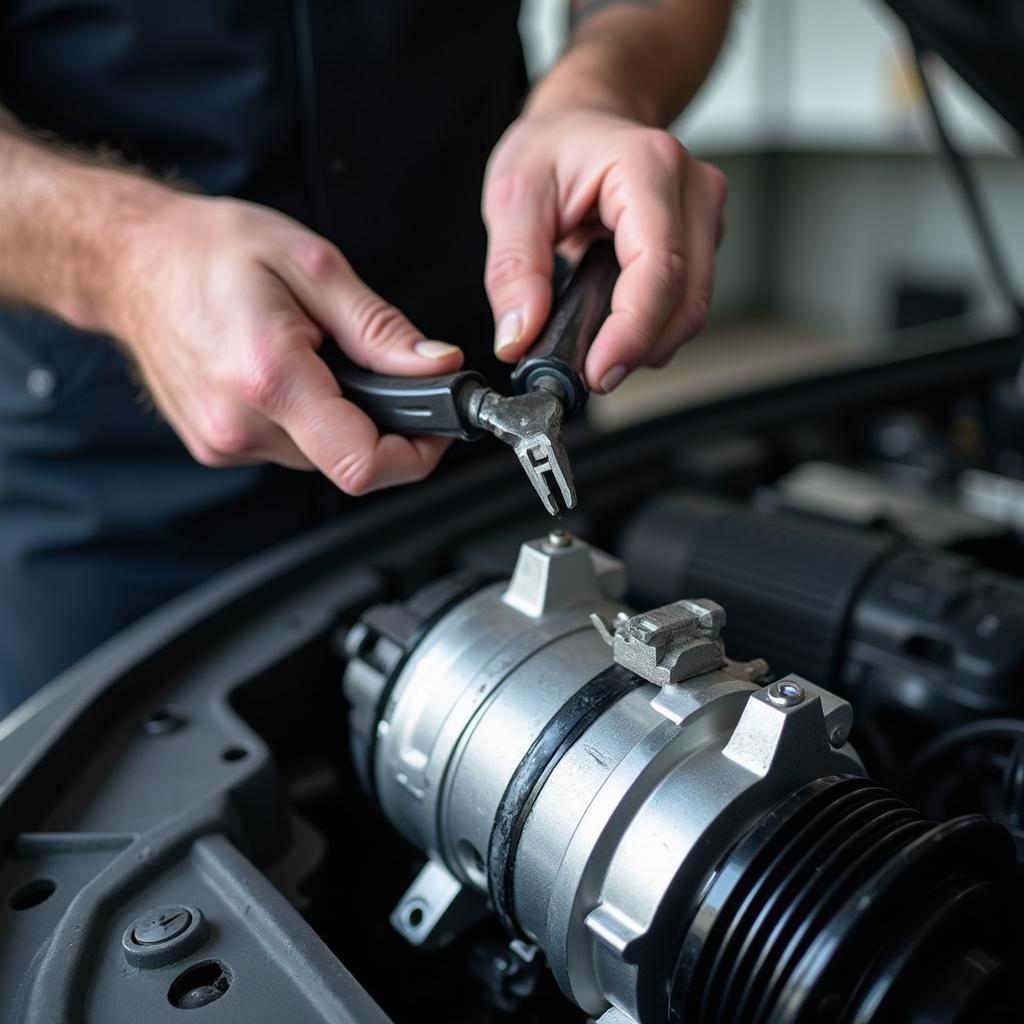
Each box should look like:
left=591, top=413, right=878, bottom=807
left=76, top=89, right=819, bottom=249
left=960, top=466, right=1024, bottom=531
left=622, top=492, right=1024, bottom=731
left=343, top=532, right=1020, bottom=1024
left=771, top=460, right=1007, bottom=548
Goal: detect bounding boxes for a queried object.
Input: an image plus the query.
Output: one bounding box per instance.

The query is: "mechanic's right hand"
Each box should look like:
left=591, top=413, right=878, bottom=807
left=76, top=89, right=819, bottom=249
left=107, top=193, right=464, bottom=494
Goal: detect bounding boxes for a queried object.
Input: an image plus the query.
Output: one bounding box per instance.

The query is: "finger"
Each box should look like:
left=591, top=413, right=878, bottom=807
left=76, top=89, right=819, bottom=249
left=584, top=139, right=690, bottom=392
left=272, top=347, right=451, bottom=495
left=189, top=400, right=317, bottom=470
left=557, top=220, right=610, bottom=265
left=649, top=163, right=726, bottom=365
left=128, top=350, right=260, bottom=470
left=245, top=421, right=317, bottom=471
left=270, top=238, right=464, bottom=376
left=481, top=168, right=557, bottom=362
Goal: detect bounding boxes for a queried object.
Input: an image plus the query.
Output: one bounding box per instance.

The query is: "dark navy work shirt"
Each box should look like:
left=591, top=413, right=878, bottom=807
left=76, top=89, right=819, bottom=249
left=0, top=1, right=528, bottom=710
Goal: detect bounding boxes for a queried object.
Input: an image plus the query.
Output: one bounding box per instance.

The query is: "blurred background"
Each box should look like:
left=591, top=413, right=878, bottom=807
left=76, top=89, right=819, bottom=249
left=520, top=0, right=1023, bottom=427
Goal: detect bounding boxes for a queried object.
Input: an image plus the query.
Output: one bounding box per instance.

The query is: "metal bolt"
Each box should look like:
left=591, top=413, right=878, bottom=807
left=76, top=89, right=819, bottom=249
left=767, top=680, right=805, bottom=707
left=546, top=529, right=572, bottom=548
left=830, top=727, right=847, bottom=747
left=132, top=907, right=192, bottom=945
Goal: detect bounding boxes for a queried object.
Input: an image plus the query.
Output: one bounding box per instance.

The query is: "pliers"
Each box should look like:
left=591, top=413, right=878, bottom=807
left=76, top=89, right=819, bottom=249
left=325, top=241, right=619, bottom=515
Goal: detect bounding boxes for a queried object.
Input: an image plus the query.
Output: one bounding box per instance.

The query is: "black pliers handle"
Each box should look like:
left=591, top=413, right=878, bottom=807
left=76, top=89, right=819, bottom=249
left=325, top=362, right=488, bottom=442
left=510, top=239, right=619, bottom=414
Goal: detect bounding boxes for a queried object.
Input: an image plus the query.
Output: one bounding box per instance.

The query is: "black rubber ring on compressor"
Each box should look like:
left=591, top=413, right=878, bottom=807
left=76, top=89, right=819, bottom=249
left=487, top=662, right=645, bottom=936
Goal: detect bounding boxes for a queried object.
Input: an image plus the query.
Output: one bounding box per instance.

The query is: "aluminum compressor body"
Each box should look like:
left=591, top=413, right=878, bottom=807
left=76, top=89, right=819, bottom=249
left=343, top=533, right=864, bottom=1023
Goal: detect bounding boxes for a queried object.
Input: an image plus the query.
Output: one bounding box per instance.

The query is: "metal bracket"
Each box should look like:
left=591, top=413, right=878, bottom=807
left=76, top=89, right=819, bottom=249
left=390, top=860, right=487, bottom=950
left=722, top=674, right=856, bottom=776
left=591, top=599, right=727, bottom=685
left=502, top=533, right=625, bottom=619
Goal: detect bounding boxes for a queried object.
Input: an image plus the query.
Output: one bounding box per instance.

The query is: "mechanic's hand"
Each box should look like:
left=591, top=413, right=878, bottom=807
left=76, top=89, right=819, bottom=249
left=483, top=107, right=726, bottom=393
left=108, top=193, right=463, bottom=494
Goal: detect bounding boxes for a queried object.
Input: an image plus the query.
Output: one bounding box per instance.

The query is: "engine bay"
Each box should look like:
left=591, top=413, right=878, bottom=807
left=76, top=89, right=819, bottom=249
left=2, top=327, right=1024, bottom=1023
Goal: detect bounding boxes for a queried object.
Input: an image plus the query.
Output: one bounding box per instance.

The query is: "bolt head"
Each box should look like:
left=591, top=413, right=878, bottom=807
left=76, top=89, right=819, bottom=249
left=546, top=529, right=572, bottom=549
left=767, top=680, right=805, bottom=707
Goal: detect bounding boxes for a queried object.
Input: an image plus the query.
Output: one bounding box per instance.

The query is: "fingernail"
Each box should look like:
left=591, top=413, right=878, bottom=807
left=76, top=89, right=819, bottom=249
left=494, top=310, right=523, bottom=353
left=599, top=364, right=628, bottom=394
left=414, top=340, right=461, bottom=359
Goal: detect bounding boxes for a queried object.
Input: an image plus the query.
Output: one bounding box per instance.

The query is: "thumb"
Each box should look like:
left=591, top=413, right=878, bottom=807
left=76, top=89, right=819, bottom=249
left=482, top=171, right=556, bottom=362
left=274, top=236, right=464, bottom=376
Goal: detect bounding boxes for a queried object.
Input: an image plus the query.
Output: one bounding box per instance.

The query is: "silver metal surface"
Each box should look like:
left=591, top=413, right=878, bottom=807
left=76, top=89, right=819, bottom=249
left=959, top=467, right=1024, bottom=531
left=344, top=535, right=864, bottom=1024
left=503, top=536, right=624, bottom=619
left=591, top=598, right=726, bottom=685
left=767, top=679, right=805, bottom=706
left=469, top=389, right=575, bottom=515
left=344, top=536, right=627, bottom=864
left=774, top=460, right=1002, bottom=546
left=596, top=1009, right=637, bottom=1024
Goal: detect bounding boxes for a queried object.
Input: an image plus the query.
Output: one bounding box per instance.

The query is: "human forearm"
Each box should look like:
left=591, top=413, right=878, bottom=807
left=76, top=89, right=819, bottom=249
left=528, top=0, right=734, bottom=126
left=0, top=112, right=171, bottom=333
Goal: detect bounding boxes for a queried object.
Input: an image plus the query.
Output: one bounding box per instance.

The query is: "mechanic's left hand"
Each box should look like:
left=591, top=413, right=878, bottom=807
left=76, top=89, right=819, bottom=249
left=482, top=107, right=726, bottom=394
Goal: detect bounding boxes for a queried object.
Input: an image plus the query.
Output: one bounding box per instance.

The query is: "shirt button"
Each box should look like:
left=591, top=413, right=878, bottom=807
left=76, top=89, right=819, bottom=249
left=326, top=156, right=350, bottom=179
left=26, top=366, right=58, bottom=399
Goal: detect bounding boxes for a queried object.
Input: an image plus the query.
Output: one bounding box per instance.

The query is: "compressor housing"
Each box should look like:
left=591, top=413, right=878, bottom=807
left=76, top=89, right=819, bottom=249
left=343, top=532, right=1019, bottom=1024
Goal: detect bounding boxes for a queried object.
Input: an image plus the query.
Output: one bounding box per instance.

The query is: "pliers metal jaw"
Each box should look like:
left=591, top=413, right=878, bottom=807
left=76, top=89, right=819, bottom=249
left=469, top=385, right=576, bottom=515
